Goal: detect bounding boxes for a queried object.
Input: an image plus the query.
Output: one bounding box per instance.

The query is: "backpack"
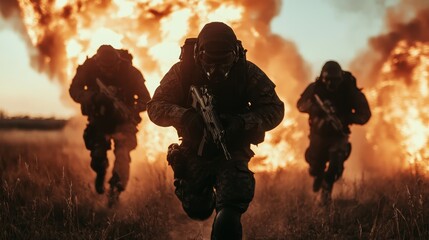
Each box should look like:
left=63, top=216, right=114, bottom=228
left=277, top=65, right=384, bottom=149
left=117, top=49, right=133, bottom=63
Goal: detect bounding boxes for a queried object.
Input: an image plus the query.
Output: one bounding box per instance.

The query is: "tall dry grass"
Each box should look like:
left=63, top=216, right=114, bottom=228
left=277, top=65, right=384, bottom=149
left=0, top=128, right=428, bottom=239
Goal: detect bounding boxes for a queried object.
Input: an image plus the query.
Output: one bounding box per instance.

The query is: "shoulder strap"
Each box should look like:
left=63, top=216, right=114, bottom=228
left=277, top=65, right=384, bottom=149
left=179, top=38, right=198, bottom=95
left=234, top=40, right=248, bottom=100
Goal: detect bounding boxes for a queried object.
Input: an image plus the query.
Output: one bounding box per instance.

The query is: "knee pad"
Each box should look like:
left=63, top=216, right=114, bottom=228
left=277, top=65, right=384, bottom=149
left=212, top=208, right=242, bottom=240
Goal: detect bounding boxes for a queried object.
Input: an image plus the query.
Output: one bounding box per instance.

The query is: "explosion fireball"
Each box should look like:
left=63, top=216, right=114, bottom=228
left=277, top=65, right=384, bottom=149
left=366, top=40, right=429, bottom=173
left=1, top=0, right=309, bottom=172
left=1, top=0, right=429, bottom=173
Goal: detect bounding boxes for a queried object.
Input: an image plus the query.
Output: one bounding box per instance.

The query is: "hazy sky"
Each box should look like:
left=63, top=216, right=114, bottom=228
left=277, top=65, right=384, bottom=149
left=0, top=0, right=394, bottom=118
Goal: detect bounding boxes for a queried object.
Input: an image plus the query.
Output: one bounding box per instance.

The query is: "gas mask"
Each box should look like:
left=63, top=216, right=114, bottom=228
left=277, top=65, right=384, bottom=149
left=321, top=71, right=343, bottom=92
left=198, top=49, right=236, bottom=83
left=95, top=45, right=121, bottom=78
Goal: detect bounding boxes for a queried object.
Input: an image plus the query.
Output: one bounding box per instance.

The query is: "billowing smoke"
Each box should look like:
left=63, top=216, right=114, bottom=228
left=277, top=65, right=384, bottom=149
left=0, top=0, right=29, bottom=45
left=234, top=0, right=311, bottom=102
left=0, top=0, right=309, bottom=94
left=3, top=0, right=428, bottom=174
left=0, top=0, right=310, bottom=171
left=0, top=0, right=307, bottom=92
left=348, top=0, right=429, bottom=174
left=351, top=1, right=429, bottom=86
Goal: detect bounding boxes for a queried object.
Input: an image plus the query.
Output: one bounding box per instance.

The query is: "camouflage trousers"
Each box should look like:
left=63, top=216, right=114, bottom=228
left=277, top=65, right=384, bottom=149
left=170, top=146, right=255, bottom=220
left=305, top=134, right=351, bottom=185
left=83, top=122, right=138, bottom=190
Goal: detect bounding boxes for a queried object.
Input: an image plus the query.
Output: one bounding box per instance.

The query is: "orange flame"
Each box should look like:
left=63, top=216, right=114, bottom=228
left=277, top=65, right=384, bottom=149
left=366, top=40, right=429, bottom=173
left=5, top=0, right=310, bottom=172
left=12, top=1, right=429, bottom=175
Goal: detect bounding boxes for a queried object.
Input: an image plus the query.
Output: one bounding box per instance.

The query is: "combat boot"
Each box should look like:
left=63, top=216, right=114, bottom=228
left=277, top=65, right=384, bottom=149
left=320, top=180, right=333, bottom=206
left=108, top=172, right=125, bottom=207
left=90, top=146, right=109, bottom=194
left=312, top=174, right=324, bottom=192
left=108, top=185, right=122, bottom=208
left=95, top=170, right=106, bottom=194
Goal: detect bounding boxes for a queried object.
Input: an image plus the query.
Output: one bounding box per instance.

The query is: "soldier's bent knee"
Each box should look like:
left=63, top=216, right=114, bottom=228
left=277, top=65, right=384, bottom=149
left=183, top=200, right=215, bottom=220
left=175, top=181, right=215, bottom=220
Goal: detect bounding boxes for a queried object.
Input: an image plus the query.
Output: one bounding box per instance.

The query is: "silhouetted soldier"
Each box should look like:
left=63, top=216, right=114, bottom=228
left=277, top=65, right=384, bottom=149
left=297, top=60, right=371, bottom=204
left=69, top=45, right=151, bottom=205
left=147, top=22, right=284, bottom=239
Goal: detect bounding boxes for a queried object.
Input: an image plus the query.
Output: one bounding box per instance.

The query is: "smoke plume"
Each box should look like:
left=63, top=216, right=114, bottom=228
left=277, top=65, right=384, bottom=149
left=349, top=0, right=429, bottom=174
left=0, top=0, right=311, bottom=171
left=351, top=1, right=429, bottom=86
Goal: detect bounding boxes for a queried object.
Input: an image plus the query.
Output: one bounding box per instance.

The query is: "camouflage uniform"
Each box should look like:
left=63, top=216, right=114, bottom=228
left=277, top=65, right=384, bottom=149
left=69, top=46, right=151, bottom=193
left=148, top=60, right=283, bottom=215
left=148, top=31, right=284, bottom=240
left=297, top=62, right=371, bottom=198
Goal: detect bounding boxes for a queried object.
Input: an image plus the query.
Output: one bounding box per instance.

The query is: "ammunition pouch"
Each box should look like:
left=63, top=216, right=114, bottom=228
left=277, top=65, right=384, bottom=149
left=167, top=143, right=187, bottom=179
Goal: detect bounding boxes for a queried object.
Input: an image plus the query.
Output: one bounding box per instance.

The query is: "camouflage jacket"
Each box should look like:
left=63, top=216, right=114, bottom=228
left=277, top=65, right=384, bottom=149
left=297, top=71, right=371, bottom=136
left=147, top=61, right=284, bottom=148
left=69, top=56, right=151, bottom=125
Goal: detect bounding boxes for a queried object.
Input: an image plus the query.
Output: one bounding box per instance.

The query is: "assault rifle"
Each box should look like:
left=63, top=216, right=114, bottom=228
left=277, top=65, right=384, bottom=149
left=96, top=78, right=138, bottom=124
left=314, top=94, right=346, bottom=135
left=190, top=85, right=232, bottom=160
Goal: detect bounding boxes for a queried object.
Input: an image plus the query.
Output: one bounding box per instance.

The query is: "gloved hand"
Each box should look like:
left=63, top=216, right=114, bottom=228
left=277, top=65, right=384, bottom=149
left=181, top=109, right=205, bottom=140
left=89, top=92, right=114, bottom=116
left=220, top=114, right=245, bottom=144
left=323, top=99, right=336, bottom=113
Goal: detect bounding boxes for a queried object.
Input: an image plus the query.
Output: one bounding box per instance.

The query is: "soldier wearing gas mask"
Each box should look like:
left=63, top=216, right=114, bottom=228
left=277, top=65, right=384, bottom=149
left=297, top=60, right=371, bottom=204
left=147, top=22, right=284, bottom=239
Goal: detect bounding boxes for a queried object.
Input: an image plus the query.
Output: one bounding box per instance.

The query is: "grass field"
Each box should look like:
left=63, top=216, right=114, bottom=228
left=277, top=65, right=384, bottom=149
left=1, top=125, right=428, bottom=240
